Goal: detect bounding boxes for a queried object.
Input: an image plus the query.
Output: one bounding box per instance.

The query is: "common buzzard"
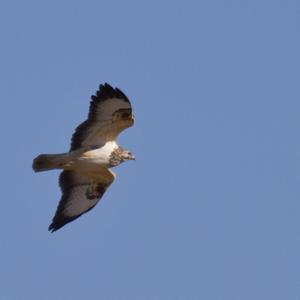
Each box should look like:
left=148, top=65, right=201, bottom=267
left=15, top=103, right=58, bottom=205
left=33, top=83, right=135, bottom=232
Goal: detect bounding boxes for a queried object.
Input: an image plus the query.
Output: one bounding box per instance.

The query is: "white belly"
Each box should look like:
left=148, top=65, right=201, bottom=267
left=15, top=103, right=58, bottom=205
left=71, top=141, right=118, bottom=171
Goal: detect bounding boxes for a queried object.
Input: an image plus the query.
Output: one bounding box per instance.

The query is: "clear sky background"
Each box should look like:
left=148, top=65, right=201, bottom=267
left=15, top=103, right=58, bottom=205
left=0, top=0, right=299, bottom=299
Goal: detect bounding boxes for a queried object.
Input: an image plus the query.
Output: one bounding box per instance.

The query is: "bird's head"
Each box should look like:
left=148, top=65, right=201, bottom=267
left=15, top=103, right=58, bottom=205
left=122, top=150, right=135, bottom=161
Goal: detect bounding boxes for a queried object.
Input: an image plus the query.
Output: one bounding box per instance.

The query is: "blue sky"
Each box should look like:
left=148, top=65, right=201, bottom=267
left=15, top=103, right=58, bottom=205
left=0, top=0, right=299, bottom=299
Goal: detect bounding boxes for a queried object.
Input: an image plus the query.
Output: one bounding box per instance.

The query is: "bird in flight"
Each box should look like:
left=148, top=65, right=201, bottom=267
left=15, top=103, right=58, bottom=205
left=32, top=83, right=135, bottom=232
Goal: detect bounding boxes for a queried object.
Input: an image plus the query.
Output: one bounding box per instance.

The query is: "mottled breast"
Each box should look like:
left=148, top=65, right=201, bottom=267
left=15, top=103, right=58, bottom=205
left=109, top=147, right=132, bottom=167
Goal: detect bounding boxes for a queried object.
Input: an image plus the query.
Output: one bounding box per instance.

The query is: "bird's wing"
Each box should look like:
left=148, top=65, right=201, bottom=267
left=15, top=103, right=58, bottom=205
left=48, top=168, right=115, bottom=232
left=70, top=83, right=134, bottom=151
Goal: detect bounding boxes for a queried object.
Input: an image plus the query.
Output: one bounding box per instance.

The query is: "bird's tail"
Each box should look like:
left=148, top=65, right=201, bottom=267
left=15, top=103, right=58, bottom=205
left=32, top=153, right=71, bottom=172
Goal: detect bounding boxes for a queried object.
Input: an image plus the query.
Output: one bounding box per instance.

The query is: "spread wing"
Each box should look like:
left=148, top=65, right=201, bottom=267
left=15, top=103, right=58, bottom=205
left=48, top=168, right=115, bottom=232
left=70, top=83, right=134, bottom=151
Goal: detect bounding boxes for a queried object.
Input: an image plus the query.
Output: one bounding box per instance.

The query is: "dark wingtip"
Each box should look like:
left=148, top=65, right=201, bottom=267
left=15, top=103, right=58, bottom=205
left=103, top=82, right=114, bottom=89
left=115, top=87, right=130, bottom=103
left=48, top=219, right=68, bottom=233
left=48, top=223, right=58, bottom=233
left=93, top=83, right=130, bottom=103
left=97, top=83, right=114, bottom=96
left=48, top=212, right=88, bottom=233
left=48, top=217, right=69, bottom=232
